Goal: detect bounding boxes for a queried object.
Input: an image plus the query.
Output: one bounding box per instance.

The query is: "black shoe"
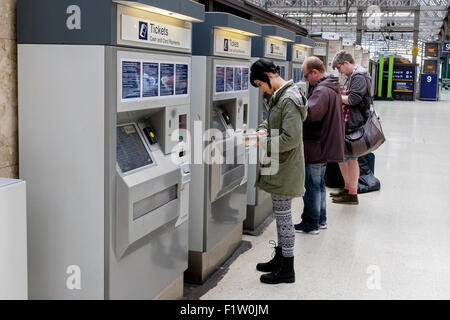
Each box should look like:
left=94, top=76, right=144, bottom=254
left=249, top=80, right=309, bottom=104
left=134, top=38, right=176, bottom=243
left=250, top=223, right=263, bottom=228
left=330, top=189, right=348, bottom=197
left=256, top=243, right=282, bottom=272
left=260, top=256, right=295, bottom=284
left=332, top=193, right=359, bottom=205
left=294, top=222, right=320, bottom=234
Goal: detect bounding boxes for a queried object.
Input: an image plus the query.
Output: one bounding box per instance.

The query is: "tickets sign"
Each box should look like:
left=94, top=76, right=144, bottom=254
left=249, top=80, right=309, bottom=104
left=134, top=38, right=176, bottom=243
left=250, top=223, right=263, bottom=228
left=121, top=14, right=191, bottom=50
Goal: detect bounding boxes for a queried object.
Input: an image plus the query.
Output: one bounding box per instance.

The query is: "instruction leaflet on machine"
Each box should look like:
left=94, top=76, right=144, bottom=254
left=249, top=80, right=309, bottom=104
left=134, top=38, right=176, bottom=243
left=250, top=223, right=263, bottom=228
left=122, top=61, right=141, bottom=99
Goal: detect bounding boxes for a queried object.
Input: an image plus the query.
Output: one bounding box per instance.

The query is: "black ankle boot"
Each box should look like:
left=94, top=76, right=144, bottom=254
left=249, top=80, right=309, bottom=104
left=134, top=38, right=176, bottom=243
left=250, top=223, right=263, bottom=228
left=260, top=256, right=295, bottom=284
left=256, top=246, right=282, bottom=272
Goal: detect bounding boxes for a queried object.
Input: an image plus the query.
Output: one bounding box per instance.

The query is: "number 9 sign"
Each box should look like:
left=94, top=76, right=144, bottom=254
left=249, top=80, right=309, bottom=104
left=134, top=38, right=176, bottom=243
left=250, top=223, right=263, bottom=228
left=444, top=42, right=450, bottom=53
left=427, top=76, right=432, bottom=83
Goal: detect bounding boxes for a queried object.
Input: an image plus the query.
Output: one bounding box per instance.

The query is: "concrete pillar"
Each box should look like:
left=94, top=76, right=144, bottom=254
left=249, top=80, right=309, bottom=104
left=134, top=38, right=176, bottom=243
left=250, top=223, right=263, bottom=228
left=412, top=8, right=420, bottom=66
left=0, top=0, right=19, bottom=179
left=356, top=8, right=363, bottom=45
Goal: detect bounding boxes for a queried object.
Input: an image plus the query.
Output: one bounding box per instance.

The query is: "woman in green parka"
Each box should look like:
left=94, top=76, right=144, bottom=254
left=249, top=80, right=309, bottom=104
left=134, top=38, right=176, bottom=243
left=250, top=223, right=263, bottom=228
left=249, top=58, right=307, bottom=284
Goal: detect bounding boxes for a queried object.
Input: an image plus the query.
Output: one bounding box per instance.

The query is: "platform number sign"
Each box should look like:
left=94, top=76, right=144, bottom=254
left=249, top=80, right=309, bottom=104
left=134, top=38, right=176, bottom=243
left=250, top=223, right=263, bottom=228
left=427, top=76, right=432, bottom=83
left=443, top=42, right=450, bottom=53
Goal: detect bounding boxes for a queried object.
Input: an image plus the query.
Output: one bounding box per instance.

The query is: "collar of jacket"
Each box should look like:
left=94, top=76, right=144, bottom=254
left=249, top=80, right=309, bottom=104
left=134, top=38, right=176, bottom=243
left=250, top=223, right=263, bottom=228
left=314, top=74, right=332, bottom=88
left=269, top=80, right=294, bottom=107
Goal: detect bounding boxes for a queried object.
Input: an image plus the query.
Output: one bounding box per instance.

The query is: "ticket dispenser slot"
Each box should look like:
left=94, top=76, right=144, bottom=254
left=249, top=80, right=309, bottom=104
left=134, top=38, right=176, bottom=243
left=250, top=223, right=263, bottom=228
left=150, top=105, right=189, bottom=155
left=243, top=103, right=248, bottom=128
left=214, top=99, right=238, bottom=130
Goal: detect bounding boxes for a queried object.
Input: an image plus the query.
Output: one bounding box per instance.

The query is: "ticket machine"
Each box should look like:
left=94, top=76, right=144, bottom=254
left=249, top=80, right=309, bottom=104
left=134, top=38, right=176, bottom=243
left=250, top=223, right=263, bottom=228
left=288, top=35, right=315, bottom=97
left=245, top=25, right=295, bottom=232
left=18, top=0, right=204, bottom=299
left=187, top=12, right=261, bottom=283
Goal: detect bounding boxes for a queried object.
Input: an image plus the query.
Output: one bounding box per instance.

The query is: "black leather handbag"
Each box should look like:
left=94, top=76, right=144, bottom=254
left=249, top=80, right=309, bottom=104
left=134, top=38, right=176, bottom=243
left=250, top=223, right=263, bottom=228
left=344, top=77, right=386, bottom=157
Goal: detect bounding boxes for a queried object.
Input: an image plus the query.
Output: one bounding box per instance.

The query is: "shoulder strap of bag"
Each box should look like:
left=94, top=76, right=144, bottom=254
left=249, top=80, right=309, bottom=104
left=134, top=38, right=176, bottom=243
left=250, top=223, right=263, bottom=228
left=362, top=74, right=380, bottom=119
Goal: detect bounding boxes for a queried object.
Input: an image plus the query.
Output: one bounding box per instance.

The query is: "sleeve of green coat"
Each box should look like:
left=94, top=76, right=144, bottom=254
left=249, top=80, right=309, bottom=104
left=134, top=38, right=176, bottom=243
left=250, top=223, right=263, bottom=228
left=257, top=119, right=269, bottom=132
left=266, top=98, right=302, bottom=153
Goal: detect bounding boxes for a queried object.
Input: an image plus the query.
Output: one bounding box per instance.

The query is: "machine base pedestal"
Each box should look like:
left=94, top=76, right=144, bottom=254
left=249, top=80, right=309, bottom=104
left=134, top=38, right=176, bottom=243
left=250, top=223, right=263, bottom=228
left=185, top=223, right=243, bottom=284
left=154, top=274, right=184, bottom=300
left=244, top=193, right=273, bottom=231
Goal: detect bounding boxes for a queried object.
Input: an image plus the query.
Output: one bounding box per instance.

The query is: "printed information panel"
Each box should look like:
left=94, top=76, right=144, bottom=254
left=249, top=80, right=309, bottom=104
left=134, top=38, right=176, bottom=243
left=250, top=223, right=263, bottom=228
left=160, top=63, right=175, bottom=96
left=215, top=65, right=250, bottom=94
left=122, top=61, right=141, bottom=100
left=143, top=63, right=159, bottom=98
left=121, top=59, right=189, bottom=102
left=280, top=66, right=286, bottom=79
left=293, top=67, right=304, bottom=83
left=226, top=67, right=234, bottom=92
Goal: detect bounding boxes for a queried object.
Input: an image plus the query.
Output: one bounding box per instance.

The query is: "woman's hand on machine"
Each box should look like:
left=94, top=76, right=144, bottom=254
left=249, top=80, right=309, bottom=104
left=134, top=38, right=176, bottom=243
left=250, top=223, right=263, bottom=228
left=244, top=130, right=267, bottom=148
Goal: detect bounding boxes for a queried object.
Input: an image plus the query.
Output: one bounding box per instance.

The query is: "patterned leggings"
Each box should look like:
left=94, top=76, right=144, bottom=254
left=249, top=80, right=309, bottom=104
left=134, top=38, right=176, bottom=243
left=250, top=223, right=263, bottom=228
left=272, top=194, right=295, bottom=258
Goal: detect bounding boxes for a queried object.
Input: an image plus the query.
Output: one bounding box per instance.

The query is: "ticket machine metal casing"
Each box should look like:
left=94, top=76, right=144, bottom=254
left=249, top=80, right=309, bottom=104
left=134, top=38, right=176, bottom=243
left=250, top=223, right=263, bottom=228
left=245, top=25, right=295, bottom=232
left=18, top=0, right=204, bottom=299
left=288, top=35, right=315, bottom=97
left=187, top=13, right=261, bottom=283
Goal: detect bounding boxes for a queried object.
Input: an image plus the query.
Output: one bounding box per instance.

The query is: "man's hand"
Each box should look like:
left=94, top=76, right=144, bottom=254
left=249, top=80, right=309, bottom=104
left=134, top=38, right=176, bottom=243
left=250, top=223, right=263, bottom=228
left=341, top=95, right=349, bottom=105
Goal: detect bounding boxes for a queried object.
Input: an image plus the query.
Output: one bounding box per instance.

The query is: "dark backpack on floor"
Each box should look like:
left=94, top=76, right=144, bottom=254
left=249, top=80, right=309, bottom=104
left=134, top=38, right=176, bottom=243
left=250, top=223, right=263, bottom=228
left=324, top=153, right=381, bottom=193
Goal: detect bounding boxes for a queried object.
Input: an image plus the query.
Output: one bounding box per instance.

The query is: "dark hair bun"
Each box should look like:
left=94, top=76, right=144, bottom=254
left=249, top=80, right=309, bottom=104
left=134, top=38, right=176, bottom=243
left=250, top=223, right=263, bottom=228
left=250, top=58, right=279, bottom=88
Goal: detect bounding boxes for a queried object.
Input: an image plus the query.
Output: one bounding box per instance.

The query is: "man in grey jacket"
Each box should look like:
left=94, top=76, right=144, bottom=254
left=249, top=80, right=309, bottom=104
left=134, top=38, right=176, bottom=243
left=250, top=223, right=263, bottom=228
left=331, top=50, right=372, bottom=205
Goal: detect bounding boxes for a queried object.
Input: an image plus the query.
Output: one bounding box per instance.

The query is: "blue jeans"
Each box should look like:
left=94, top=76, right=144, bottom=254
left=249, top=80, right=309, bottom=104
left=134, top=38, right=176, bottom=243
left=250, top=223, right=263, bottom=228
left=301, top=163, right=327, bottom=231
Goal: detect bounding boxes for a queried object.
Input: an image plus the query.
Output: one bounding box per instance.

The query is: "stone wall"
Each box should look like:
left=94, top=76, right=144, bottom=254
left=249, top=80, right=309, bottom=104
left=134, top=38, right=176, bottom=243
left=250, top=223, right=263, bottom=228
left=0, top=0, right=17, bottom=178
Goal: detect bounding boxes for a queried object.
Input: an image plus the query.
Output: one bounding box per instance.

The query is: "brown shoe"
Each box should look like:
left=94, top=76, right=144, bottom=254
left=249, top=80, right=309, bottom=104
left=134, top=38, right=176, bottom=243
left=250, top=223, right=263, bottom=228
left=332, top=193, right=359, bottom=205
left=330, top=189, right=348, bottom=197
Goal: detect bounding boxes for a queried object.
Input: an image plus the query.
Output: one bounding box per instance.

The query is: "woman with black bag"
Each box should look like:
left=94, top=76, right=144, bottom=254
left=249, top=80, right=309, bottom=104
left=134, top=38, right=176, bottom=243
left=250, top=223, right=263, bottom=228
left=331, top=50, right=372, bottom=205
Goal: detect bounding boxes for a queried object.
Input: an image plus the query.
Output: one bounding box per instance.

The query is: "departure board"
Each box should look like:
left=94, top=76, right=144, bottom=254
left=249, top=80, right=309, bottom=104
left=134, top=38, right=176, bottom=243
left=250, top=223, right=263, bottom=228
left=117, top=124, right=153, bottom=173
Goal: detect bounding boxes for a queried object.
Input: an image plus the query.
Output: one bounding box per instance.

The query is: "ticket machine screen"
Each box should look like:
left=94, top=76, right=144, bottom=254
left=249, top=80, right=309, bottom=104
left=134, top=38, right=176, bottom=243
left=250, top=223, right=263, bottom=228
left=117, top=124, right=153, bottom=173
